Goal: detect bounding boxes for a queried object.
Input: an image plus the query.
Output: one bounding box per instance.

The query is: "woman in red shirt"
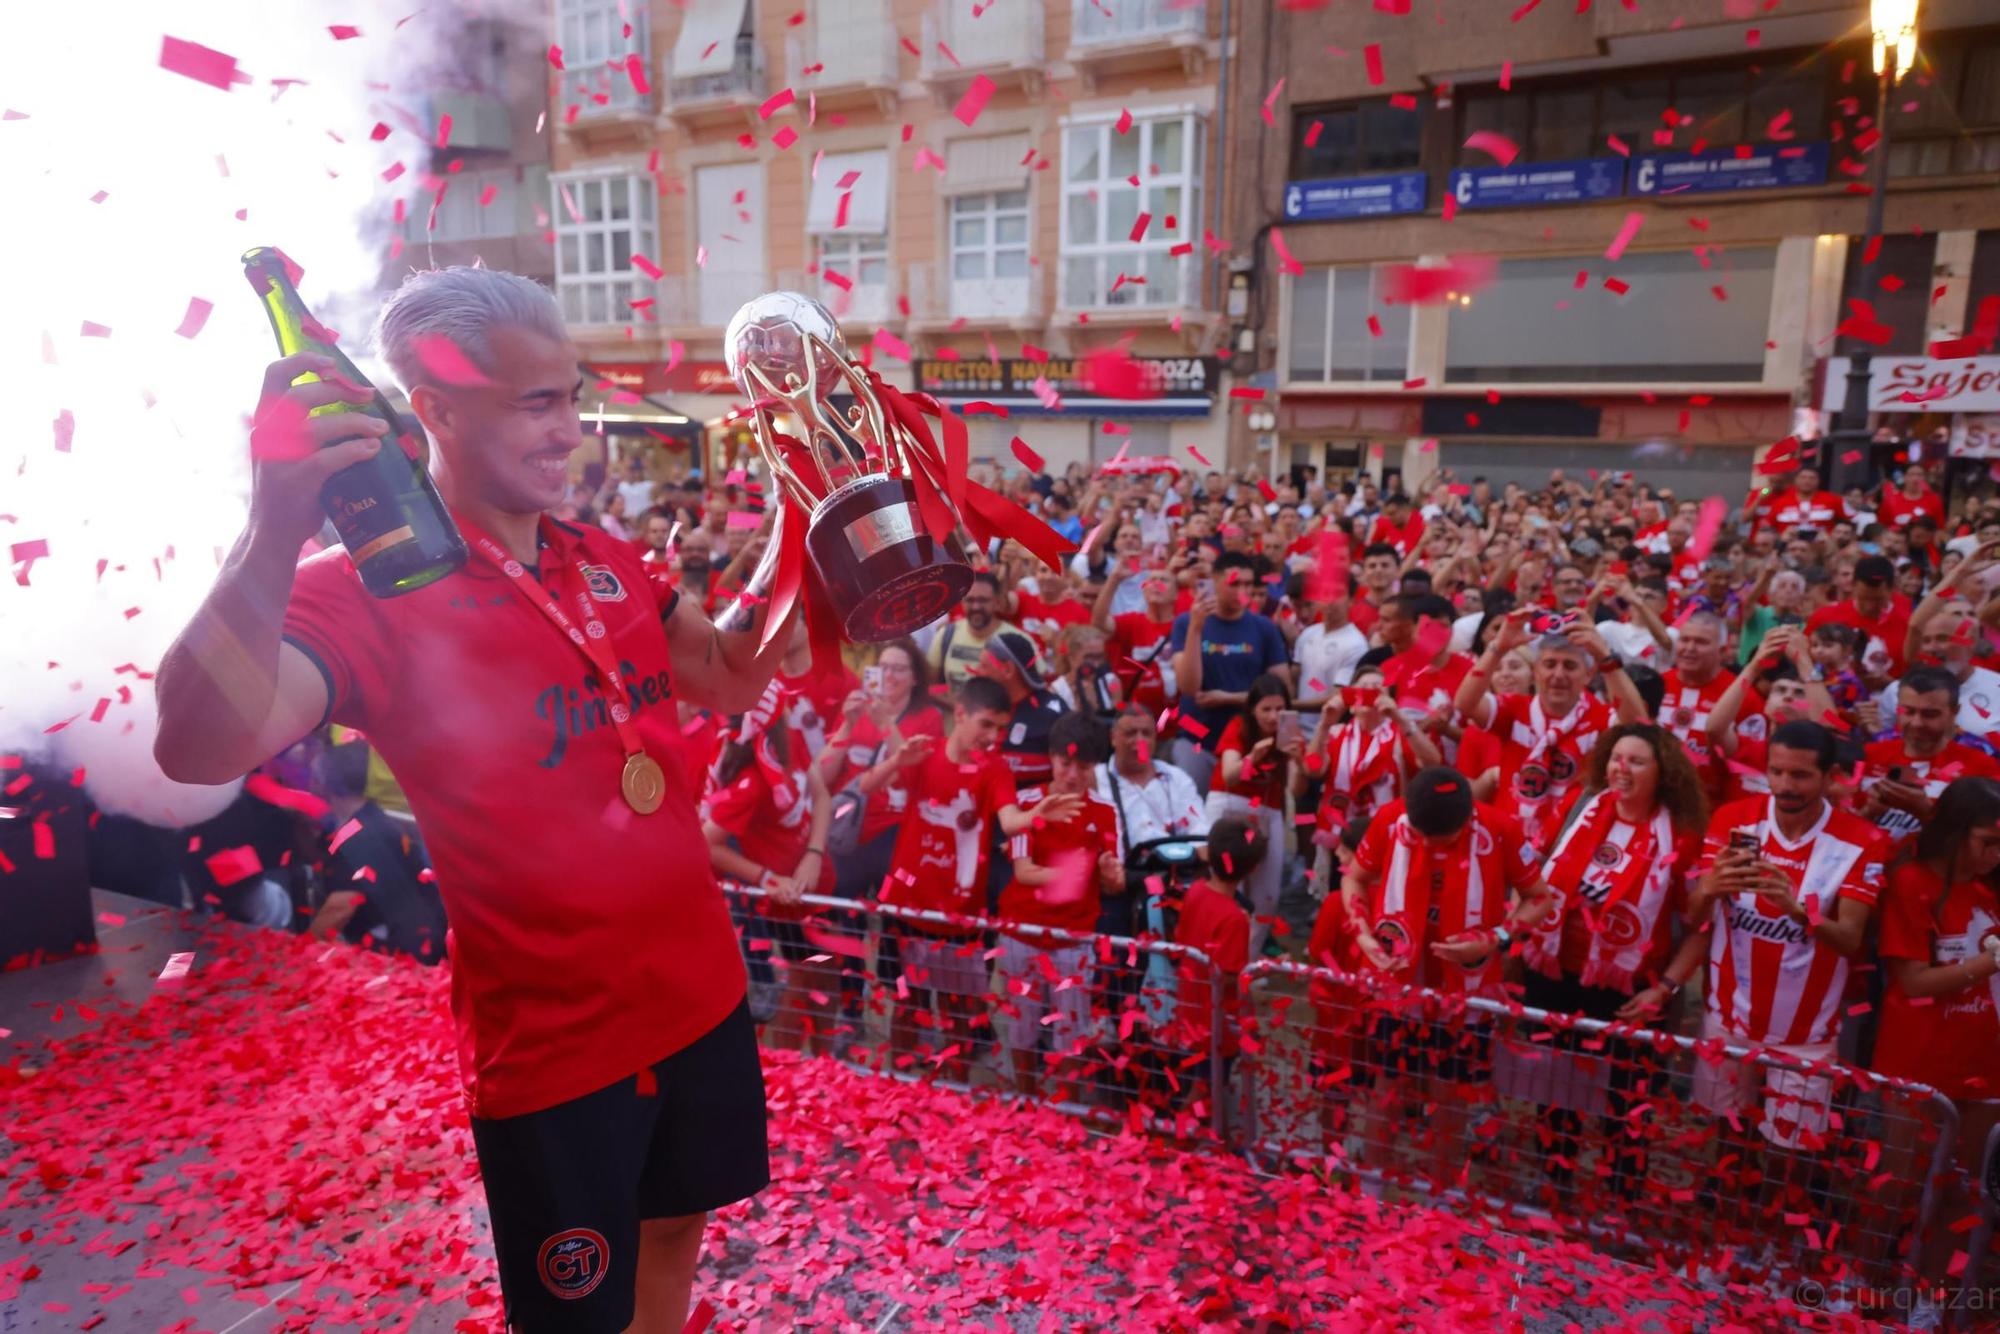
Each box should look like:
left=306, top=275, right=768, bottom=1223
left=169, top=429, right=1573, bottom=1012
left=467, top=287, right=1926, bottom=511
left=1211, top=674, right=1308, bottom=957
left=817, top=639, right=947, bottom=904
left=1873, top=777, right=2000, bottom=1287
left=702, top=683, right=835, bottom=1054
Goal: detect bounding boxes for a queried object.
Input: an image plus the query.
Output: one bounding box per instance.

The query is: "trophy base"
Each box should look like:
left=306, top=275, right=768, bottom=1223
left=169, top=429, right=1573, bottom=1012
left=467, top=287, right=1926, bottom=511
left=806, top=473, right=973, bottom=643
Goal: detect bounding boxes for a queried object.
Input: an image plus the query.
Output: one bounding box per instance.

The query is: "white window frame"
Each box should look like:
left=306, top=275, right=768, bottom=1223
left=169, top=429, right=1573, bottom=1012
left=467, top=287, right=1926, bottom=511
left=552, top=171, right=658, bottom=328
left=411, top=167, right=523, bottom=243
left=1283, top=264, right=1413, bottom=387
left=1059, top=111, right=1202, bottom=310
left=556, top=0, right=651, bottom=115
left=948, top=189, right=1033, bottom=319
left=815, top=231, right=890, bottom=320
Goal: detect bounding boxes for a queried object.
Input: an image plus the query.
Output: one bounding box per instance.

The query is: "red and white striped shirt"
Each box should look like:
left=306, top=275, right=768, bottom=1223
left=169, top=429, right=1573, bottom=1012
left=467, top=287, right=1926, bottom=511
left=1699, top=798, right=1885, bottom=1048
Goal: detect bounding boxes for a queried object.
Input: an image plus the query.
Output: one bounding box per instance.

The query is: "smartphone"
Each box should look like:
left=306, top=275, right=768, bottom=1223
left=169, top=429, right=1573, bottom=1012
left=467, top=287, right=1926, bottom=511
left=1277, top=710, right=1302, bottom=750
left=1729, top=830, right=1759, bottom=853
left=1198, top=578, right=1216, bottom=600
left=1342, top=686, right=1382, bottom=709
left=1886, top=765, right=1904, bottom=784
left=863, top=666, right=883, bottom=696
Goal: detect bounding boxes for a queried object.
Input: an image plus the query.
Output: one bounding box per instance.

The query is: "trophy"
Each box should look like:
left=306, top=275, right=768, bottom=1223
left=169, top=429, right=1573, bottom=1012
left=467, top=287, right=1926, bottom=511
left=725, top=292, right=978, bottom=643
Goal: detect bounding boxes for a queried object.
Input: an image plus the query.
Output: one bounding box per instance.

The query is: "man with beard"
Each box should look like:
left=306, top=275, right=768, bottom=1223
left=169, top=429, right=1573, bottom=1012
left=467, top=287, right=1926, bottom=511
left=926, top=570, right=1024, bottom=687
left=1852, top=666, right=2000, bottom=846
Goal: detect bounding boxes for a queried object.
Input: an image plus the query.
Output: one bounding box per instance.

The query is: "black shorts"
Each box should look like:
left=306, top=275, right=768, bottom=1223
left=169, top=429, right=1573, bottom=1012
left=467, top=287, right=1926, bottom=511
left=469, top=1000, right=770, bottom=1334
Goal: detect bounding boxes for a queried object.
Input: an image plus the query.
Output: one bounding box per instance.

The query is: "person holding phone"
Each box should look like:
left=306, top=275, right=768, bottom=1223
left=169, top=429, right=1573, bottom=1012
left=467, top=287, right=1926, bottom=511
left=1211, top=674, right=1309, bottom=956
left=1300, top=670, right=1441, bottom=896
left=1851, top=665, right=2000, bottom=845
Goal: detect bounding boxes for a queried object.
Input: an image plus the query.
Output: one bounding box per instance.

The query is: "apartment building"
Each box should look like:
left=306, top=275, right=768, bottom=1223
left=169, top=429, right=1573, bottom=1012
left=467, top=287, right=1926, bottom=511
left=546, top=0, right=1234, bottom=481
left=1218, top=0, right=2000, bottom=498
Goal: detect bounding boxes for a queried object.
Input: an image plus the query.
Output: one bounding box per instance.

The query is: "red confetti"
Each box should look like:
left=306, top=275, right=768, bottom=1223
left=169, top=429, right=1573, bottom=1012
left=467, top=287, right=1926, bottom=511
left=1009, top=436, right=1044, bottom=471
left=1463, top=131, right=1519, bottom=166
left=759, top=88, right=795, bottom=120
left=952, top=75, right=997, bottom=128
left=174, top=297, right=213, bottom=339
left=1115, top=107, right=1133, bottom=135
left=1604, top=211, right=1643, bottom=261
left=1128, top=211, right=1152, bottom=243
left=158, top=36, right=241, bottom=91
left=1363, top=43, right=1384, bottom=85
left=327, top=24, right=362, bottom=39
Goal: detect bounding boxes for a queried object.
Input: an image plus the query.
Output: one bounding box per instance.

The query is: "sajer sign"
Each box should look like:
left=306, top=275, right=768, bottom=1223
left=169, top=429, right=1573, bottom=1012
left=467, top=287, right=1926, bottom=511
left=1820, top=356, right=2000, bottom=414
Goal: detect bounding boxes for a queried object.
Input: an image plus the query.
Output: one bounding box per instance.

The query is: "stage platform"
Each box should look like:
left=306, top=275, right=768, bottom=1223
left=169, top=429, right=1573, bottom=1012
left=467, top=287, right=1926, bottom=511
left=1, top=894, right=1854, bottom=1332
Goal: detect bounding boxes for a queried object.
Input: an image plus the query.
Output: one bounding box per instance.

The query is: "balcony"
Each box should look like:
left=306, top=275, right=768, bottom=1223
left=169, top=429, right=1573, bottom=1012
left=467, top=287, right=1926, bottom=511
left=906, top=261, right=1044, bottom=331
left=777, top=266, right=898, bottom=330
left=1054, top=249, right=1215, bottom=342
left=666, top=34, right=766, bottom=125
left=786, top=17, right=899, bottom=112
left=558, top=65, right=655, bottom=142
left=921, top=1, right=1045, bottom=97
left=1066, top=0, right=1207, bottom=86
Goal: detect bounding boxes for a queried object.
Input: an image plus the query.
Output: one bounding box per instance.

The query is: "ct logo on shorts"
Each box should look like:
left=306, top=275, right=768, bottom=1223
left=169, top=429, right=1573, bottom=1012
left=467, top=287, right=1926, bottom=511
left=538, top=1227, right=609, bottom=1300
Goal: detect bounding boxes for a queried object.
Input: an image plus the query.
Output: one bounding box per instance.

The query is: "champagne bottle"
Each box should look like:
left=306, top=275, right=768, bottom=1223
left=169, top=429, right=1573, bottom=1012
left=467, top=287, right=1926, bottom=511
left=242, top=246, right=467, bottom=597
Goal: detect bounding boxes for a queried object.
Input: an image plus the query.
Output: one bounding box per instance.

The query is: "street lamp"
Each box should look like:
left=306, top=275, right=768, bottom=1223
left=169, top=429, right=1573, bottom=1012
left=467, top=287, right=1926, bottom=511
left=1828, top=0, right=1920, bottom=492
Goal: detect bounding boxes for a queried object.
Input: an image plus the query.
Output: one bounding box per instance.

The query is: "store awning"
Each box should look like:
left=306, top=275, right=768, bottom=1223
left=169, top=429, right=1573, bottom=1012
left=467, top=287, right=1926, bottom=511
left=670, top=0, right=749, bottom=77
left=943, top=133, right=1031, bottom=195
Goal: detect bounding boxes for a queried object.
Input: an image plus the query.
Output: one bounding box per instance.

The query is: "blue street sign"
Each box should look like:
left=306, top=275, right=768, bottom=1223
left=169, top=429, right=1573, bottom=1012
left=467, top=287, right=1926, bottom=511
left=1631, top=141, right=1829, bottom=196
left=1447, top=156, right=1626, bottom=209
left=1282, top=172, right=1428, bottom=222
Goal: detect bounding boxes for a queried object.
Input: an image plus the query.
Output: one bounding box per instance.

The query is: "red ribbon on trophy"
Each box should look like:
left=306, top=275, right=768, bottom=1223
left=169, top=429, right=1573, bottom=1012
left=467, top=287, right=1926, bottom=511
left=718, top=292, right=1076, bottom=661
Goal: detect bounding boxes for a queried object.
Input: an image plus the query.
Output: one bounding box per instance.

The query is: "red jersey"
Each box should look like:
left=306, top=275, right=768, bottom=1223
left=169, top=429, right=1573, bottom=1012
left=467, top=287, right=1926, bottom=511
left=1174, top=880, right=1251, bottom=1057
left=1878, top=485, right=1943, bottom=531
left=1768, top=488, right=1845, bottom=533
left=1348, top=595, right=1386, bottom=638
left=1874, top=863, right=2000, bottom=1101
left=1309, top=719, right=1412, bottom=835
left=1382, top=651, right=1472, bottom=717
left=1214, top=715, right=1286, bottom=804
left=1853, top=737, right=2000, bottom=844
left=1488, top=693, right=1611, bottom=851
left=1369, top=512, right=1425, bottom=558
left=1352, top=798, right=1542, bottom=994
left=828, top=705, right=948, bottom=845
left=703, top=753, right=833, bottom=920
left=1658, top=670, right=1764, bottom=795
left=881, top=744, right=1017, bottom=935
left=1698, top=798, right=1886, bottom=1048
left=1107, top=610, right=1174, bottom=715
left=777, top=660, right=858, bottom=760
left=283, top=514, right=744, bottom=1119
left=1015, top=592, right=1093, bottom=645
left=1807, top=600, right=1912, bottom=676
left=1000, top=789, right=1118, bottom=937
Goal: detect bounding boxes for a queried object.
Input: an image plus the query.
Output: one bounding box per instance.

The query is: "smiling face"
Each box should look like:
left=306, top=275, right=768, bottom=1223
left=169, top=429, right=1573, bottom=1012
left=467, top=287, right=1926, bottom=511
left=1604, top=735, right=1661, bottom=808
left=416, top=325, right=585, bottom=515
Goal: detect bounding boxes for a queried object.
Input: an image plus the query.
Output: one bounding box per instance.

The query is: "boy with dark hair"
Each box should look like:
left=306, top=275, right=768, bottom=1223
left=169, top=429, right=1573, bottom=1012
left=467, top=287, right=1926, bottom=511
left=879, top=675, right=1080, bottom=1082
left=308, top=741, right=447, bottom=964
left=997, top=713, right=1122, bottom=1098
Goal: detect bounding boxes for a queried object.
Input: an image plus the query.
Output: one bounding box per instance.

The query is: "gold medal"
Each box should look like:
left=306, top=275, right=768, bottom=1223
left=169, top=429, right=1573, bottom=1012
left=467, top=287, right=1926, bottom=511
left=621, top=751, right=666, bottom=815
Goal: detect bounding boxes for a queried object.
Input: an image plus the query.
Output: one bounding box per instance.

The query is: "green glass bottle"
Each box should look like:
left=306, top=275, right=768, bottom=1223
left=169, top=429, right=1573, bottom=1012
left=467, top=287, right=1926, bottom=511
left=242, top=246, right=467, bottom=597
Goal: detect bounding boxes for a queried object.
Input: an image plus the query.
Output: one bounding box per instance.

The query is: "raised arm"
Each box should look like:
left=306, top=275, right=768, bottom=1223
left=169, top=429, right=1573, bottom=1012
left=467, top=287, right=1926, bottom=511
left=155, top=355, right=387, bottom=785
left=665, top=507, right=802, bottom=715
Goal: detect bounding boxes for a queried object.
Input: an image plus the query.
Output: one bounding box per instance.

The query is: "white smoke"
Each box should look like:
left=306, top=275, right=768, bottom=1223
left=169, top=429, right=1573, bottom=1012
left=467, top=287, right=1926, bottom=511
left=0, top=0, right=490, bottom=826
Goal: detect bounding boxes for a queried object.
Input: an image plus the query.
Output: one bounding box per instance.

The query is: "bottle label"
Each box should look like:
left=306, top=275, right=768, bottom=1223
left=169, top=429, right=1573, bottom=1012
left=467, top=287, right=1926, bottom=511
left=326, top=477, right=419, bottom=567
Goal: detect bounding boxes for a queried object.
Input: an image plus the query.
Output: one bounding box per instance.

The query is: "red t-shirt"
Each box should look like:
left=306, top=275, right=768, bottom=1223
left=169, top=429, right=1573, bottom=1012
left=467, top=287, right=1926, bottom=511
left=1382, top=651, right=1473, bottom=717
left=1348, top=595, right=1386, bottom=638
left=1697, top=798, right=1886, bottom=1048
left=1369, top=512, right=1425, bottom=558
left=828, top=705, right=947, bottom=845
left=1874, top=863, right=2000, bottom=1101
left=1807, top=600, right=1912, bottom=676
left=704, top=757, right=834, bottom=920
left=1214, top=715, right=1286, bottom=803
left=1015, top=592, right=1093, bottom=645
left=283, top=514, right=744, bottom=1118
left=676, top=708, right=724, bottom=801
left=1878, top=485, right=1943, bottom=531
left=1854, top=738, right=2000, bottom=845
left=1000, top=789, right=1118, bottom=936
left=1107, top=610, right=1174, bottom=715
left=1768, top=489, right=1845, bottom=532
left=778, top=660, right=858, bottom=757
left=881, top=744, right=1018, bottom=935
left=1175, top=880, right=1251, bottom=1056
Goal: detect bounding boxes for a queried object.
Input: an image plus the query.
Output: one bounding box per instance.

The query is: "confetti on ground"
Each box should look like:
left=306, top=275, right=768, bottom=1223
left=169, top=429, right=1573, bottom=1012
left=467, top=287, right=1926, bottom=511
left=0, top=925, right=1848, bottom=1332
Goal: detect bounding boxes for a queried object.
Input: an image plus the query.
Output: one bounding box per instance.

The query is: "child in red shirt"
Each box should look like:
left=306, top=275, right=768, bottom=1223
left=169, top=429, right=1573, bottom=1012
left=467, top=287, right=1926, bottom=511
left=701, top=683, right=834, bottom=1053
left=999, top=714, right=1124, bottom=1098
left=1174, top=815, right=1260, bottom=1114
left=880, top=675, right=1080, bottom=1082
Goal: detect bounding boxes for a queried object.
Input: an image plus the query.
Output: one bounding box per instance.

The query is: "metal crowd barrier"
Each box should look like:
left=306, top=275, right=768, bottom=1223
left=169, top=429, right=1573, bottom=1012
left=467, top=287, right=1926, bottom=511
left=718, top=883, right=1231, bottom=1142
left=1236, top=958, right=1968, bottom=1309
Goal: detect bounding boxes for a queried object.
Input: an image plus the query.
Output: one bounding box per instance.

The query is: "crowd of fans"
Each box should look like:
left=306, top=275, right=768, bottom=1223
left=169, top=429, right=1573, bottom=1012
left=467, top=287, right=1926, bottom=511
left=121, top=441, right=2000, bottom=1299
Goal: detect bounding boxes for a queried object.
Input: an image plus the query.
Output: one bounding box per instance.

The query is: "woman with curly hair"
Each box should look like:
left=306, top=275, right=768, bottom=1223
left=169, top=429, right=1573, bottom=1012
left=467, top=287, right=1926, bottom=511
left=1523, top=721, right=1712, bottom=1202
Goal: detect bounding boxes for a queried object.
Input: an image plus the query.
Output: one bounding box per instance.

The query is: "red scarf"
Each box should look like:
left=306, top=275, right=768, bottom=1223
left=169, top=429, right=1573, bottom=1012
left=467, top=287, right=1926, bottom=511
left=1527, top=790, right=1679, bottom=992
